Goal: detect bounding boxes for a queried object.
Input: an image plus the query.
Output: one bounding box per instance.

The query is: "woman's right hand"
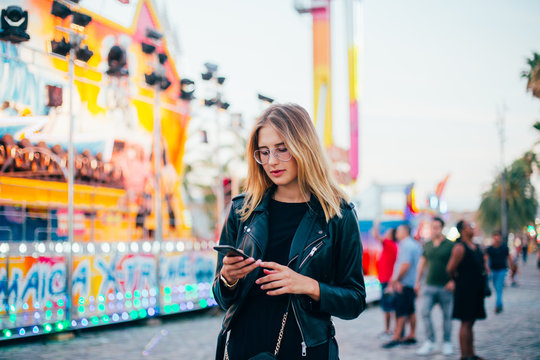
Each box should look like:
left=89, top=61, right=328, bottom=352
left=221, top=256, right=261, bottom=284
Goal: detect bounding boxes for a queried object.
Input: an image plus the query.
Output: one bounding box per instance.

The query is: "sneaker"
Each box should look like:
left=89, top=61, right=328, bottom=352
left=402, top=337, right=417, bottom=345
left=442, top=342, right=453, bottom=355
left=378, top=331, right=393, bottom=340
left=495, top=306, right=503, bottom=314
left=382, top=339, right=401, bottom=349
left=416, top=341, right=436, bottom=355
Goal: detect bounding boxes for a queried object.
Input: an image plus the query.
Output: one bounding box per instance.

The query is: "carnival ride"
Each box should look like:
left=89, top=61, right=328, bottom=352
left=0, top=0, right=216, bottom=341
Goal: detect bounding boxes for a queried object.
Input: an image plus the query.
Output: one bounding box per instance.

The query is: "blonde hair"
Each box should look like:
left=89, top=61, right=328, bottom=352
left=239, top=103, right=349, bottom=222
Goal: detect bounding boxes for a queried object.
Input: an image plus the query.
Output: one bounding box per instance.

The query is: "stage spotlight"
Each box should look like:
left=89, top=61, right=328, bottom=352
left=160, top=77, right=171, bottom=90
left=145, top=72, right=159, bottom=86
left=146, top=28, right=163, bottom=40
left=258, top=93, right=274, bottom=103
left=106, top=45, right=128, bottom=76
left=216, top=76, right=226, bottom=85
left=220, top=102, right=230, bottom=110
left=179, top=78, right=195, bottom=100
left=75, top=45, right=93, bottom=62
left=201, top=72, right=212, bottom=81
left=141, top=42, right=155, bottom=55
left=204, top=62, right=218, bottom=74
left=0, top=6, right=30, bottom=43
left=158, top=53, right=167, bottom=65
left=71, top=11, right=92, bottom=27
left=51, top=1, right=71, bottom=19
left=50, top=37, right=71, bottom=57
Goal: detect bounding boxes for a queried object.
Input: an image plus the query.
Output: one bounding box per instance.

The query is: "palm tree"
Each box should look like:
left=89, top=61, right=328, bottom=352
left=477, top=152, right=538, bottom=234
left=522, top=52, right=540, bottom=99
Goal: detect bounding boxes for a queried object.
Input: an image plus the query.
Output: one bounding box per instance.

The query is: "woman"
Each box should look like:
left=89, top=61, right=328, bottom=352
left=446, top=220, right=487, bottom=360
left=212, top=103, right=366, bottom=359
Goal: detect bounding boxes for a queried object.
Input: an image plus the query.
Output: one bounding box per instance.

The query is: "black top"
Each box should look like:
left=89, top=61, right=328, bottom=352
left=486, top=245, right=509, bottom=270
left=228, top=199, right=329, bottom=359
left=452, top=241, right=486, bottom=321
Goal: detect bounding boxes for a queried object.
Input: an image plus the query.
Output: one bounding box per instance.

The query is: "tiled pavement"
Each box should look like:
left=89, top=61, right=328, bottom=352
left=2, top=254, right=539, bottom=360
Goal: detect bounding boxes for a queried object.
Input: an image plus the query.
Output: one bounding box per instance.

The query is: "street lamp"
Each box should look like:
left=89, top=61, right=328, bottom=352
left=141, top=27, right=170, bottom=314
left=201, top=63, right=230, bottom=228
left=49, top=0, right=93, bottom=324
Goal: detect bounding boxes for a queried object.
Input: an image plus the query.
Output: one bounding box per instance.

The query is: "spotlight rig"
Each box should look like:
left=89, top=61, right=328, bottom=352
left=0, top=5, right=30, bottom=43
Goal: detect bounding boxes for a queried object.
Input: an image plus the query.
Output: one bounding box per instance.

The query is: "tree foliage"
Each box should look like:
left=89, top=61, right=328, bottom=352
left=477, top=152, right=538, bottom=234
left=522, top=52, right=540, bottom=99
left=479, top=55, right=540, bottom=233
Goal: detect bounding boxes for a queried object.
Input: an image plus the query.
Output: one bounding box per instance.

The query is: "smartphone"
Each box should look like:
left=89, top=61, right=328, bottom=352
left=213, top=245, right=250, bottom=259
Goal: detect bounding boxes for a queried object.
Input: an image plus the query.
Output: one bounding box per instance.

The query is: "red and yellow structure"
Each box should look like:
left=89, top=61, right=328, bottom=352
left=301, top=0, right=361, bottom=181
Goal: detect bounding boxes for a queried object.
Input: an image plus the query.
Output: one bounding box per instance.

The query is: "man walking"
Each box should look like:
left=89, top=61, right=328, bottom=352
left=485, top=230, right=514, bottom=314
left=382, top=224, right=422, bottom=348
left=415, top=217, right=455, bottom=356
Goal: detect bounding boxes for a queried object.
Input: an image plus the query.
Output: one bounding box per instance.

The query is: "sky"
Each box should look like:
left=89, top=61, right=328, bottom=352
left=159, top=0, right=540, bottom=213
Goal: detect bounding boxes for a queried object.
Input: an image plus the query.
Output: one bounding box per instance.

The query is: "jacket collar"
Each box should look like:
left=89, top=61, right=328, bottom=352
left=253, top=185, right=325, bottom=218
left=251, top=186, right=327, bottom=267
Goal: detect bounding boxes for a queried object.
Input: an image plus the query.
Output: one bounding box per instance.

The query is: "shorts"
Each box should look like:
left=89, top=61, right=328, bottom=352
left=380, top=282, right=395, bottom=312
left=394, top=286, right=416, bottom=317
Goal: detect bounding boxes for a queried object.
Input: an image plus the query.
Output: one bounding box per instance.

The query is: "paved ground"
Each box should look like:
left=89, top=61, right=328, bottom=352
left=2, top=254, right=539, bottom=360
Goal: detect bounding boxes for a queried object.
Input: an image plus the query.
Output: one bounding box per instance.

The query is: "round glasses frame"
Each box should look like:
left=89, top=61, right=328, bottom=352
left=253, top=147, right=293, bottom=165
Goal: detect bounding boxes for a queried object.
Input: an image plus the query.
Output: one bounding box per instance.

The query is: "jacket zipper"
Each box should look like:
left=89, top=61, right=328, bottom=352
left=286, top=236, right=325, bottom=357
left=291, top=300, right=307, bottom=356
left=285, top=255, right=307, bottom=356
left=279, top=234, right=326, bottom=357
left=302, top=234, right=327, bottom=253
left=299, top=236, right=327, bottom=269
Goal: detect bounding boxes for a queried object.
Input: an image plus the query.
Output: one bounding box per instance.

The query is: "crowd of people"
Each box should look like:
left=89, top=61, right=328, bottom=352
left=0, top=134, right=124, bottom=188
left=376, top=218, right=524, bottom=360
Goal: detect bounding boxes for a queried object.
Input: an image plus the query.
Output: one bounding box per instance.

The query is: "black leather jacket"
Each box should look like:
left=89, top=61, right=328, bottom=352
left=213, top=189, right=366, bottom=359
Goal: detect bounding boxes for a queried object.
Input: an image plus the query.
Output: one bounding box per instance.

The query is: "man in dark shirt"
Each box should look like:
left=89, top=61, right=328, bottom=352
left=485, top=230, right=514, bottom=314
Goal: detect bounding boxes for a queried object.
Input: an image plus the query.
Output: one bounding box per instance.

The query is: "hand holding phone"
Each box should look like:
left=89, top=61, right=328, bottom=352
left=213, top=245, right=249, bottom=259
left=216, top=245, right=259, bottom=287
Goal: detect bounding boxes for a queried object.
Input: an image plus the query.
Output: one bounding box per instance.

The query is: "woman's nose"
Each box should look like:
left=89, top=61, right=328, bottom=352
left=268, top=152, right=279, bottom=165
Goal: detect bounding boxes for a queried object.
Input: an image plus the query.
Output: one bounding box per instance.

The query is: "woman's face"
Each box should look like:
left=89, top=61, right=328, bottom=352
left=461, top=221, right=475, bottom=238
left=257, top=125, right=299, bottom=190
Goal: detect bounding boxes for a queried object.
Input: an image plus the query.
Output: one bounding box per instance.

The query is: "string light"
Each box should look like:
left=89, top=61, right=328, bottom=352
left=142, top=241, right=152, bottom=252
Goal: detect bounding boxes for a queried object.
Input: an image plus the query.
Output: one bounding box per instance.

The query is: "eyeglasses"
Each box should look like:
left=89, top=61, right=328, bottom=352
left=253, top=146, right=292, bottom=165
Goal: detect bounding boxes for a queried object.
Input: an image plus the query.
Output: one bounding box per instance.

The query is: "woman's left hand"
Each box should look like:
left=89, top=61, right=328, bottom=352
left=256, top=261, right=320, bottom=301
